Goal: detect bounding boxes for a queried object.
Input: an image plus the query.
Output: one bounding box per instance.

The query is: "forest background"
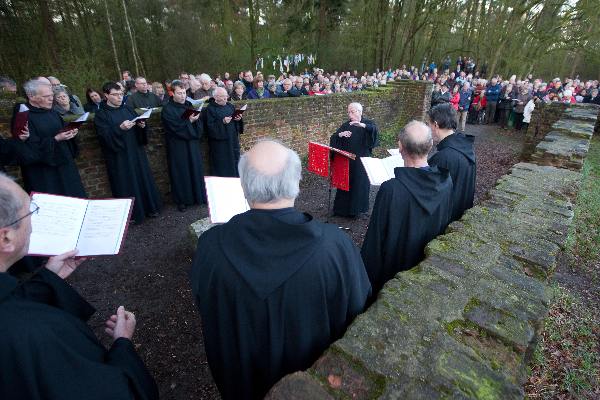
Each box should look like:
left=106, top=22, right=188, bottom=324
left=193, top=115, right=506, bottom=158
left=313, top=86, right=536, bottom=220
left=1, top=0, right=599, bottom=95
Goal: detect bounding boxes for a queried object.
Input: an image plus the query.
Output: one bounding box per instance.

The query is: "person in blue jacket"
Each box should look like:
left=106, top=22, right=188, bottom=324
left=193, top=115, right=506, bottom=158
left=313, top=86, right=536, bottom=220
left=484, top=77, right=501, bottom=124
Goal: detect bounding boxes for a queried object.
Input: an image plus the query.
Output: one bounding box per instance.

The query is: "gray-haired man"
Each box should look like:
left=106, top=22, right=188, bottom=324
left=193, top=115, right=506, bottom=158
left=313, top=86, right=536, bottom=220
left=190, top=140, right=371, bottom=400
left=0, top=172, right=158, bottom=400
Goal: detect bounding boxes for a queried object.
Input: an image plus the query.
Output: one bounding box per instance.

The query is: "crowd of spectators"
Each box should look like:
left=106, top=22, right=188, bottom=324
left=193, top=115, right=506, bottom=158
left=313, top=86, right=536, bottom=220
left=1, top=57, right=599, bottom=131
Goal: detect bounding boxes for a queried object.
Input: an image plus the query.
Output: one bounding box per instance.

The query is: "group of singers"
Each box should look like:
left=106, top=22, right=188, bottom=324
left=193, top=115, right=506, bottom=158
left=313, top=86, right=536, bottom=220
left=0, top=76, right=476, bottom=400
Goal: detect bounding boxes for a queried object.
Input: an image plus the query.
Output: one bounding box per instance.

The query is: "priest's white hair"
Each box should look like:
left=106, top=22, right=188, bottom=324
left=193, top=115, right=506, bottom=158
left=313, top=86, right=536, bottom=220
left=238, top=141, right=301, bottom=204
left=348, top=102, right=363, bottom=113
left=23, top=79, right=51, bottom=97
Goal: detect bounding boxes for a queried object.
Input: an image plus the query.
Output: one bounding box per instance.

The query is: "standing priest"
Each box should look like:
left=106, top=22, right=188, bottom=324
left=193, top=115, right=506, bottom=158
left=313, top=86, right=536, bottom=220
left=190, top=140, right=371, bottom=400
left=161, top=80, right=206, bottom=211
left=361, top=121, right=453, bottom=294
left=94, top=82, right=162, bottom=223
left=205, top=87, right=244, bottom=177
left=17, top=79, right=86, bottom=197
left=0, top=172, right=158, bottom=400
left=329, top=102, right=379, bottom=218
left=427, top=103, right=476, bottom=222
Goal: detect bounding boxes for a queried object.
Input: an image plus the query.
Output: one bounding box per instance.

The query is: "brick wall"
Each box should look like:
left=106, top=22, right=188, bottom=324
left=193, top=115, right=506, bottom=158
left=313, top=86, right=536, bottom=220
left=0, top=80, right=432, bottom=198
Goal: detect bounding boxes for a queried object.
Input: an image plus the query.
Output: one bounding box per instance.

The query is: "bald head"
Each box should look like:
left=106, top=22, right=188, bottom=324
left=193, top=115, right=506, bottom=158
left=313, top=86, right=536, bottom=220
left=245, top=141, right=288, bottom=176
left=398, top=121, right=433, bottom=159
left=239, top=140, right=301, bottom=207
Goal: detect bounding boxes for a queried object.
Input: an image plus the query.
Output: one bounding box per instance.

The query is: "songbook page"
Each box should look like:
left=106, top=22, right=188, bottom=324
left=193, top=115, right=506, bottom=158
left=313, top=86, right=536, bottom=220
left=74, top=112, right=89, bottom=123
left=28, top=193, right=88, bottom=255
left=360, top=157, right=390, bottom=186
left=387, top=148, right=400, bottom=156
left=75, top=198, right=133, bottom=256
left=131, top=109, right=152, bottom=122
left=381, top=155, right=404, bottom=177
left=205, top=177, right=250, bottom=224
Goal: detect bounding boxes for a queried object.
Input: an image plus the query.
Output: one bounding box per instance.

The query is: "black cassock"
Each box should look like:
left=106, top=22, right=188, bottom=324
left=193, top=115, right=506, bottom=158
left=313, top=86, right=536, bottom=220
left=329, top=117, right=379, bottom=217
left=16, top=105, right=86, bottom=197
left=190, top=208, right=371, bottom=400
left=0, top=137, right=30, bottom=170
left=161, top=99, right=206, bottom=206
left=361, top=166, right=453, bottom=294
left=205, top=99, right=244, bottom=177
left=429, top=132, right=476, bottom=222
left=0, top=269, right=158, bottom=400
left=94, top=102, right=162, bottom=223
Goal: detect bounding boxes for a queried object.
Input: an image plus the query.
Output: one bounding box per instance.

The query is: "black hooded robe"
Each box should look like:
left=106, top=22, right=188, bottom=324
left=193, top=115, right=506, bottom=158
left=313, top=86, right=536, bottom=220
left=0, top=268, right=158, bottom=400
left=429, top=133, right=476, bottom=222
left=161, top=100, right=206, bottom=206
left=205, top=99, right=244, bottom=177
left=329, top=118, right=379, bottom=217
left=16, top=105, right=86, bottom=197
left=94, top=102, right=162, bottom=223
left=190, top=208, right=371, bottom=400
left=361, top=166, right=453, bottom=294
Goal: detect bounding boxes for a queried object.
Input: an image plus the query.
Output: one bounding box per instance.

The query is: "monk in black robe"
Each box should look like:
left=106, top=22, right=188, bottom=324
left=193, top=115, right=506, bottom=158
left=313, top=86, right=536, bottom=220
left=330, top=102, right=379, bottom=217
left=190, top=141, right=370, bottom=400
left=427, top=104, right=476, bottom=222
left=0, top=174, right=158, bottom=400
left=361, top=121, right=453, bottom=294
left=94, top=82, right=161, bottom=223
left=160, top=82, right=206, bottom=211
left=205, top=87, right=244, bottom=177
left=127, top=77, right=163, bottom=109
left=16, top=80, right=86, bottom=197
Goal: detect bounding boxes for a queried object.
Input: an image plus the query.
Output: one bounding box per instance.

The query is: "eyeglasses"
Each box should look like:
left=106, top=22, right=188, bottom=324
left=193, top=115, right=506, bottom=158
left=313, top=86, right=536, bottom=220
left=2, top=201, right=39, bottom=228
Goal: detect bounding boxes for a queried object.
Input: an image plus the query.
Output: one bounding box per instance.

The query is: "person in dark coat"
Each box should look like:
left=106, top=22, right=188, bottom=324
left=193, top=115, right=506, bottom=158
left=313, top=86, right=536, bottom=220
left=127, top=77, right=162, bottom=109
left=83, top=88, right=103, bottom=112
left=428, top=104, right=476, bottom=223
left=361, top=121, right=453, bottom=294
left=330, top=102, right=379, bottom=217
left=16, top=79, right=86, bottom=197
left=94, top=82, right=162, bottom=223
left=246, top=76, right=271, bottom=99
left=0, top=173, right=158, bottom=400
left=190, top=141, right=371, bottom=400
left=205, top=87, right=244, bottom=177
left=160, top=81, right=206, bottom=211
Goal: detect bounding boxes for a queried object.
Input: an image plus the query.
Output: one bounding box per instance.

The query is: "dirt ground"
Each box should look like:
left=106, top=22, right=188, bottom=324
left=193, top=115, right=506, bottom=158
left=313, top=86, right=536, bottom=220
left=67, top=123, right=526, bottom=400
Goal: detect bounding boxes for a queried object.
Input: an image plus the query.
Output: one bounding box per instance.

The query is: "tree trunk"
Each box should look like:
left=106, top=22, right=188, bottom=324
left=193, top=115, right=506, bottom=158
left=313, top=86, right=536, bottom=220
left=248, top=0, right=258, bottom=66
left=104, top=0, right=121, bottom=79
left=38, top=0, right=60, bottom=67
left=121, top=0, right=145, bottom=76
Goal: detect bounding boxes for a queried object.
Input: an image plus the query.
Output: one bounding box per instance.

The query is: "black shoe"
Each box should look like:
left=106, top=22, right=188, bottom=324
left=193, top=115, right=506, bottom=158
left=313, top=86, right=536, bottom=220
left=177, top=204, right=187, bottom=212
left=148, top=212, right=160, bottom=218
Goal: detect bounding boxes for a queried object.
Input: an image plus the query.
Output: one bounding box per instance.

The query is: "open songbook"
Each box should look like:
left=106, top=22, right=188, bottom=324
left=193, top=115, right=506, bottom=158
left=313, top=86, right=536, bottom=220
left=360, top=155, right=404, bottom=185
left=180, top=108, right=202, bottom=120
left=204, top=177, right=250, bottom=224
left=60, top=112, right=90, bottom=133
left=132, top=108, right=152, bottom=122
left=28, top=193, right=133, bottom=257
left=387, top=148, right=400, bottom=156
left=231, top=104, right=248, bottom=119
left=186, top=97, right=205, bottom=109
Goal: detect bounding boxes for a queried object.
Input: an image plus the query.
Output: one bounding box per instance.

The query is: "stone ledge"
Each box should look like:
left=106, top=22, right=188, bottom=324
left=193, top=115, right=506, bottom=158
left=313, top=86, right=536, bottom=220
left=267, top=105, right=597, bottom=399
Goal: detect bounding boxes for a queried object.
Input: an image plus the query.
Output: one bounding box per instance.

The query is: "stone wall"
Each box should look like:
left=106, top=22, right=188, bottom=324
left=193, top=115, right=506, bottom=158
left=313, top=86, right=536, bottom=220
left=0, top=80, right=432, bottom=198
left=266, top=104, right=599, bottom=399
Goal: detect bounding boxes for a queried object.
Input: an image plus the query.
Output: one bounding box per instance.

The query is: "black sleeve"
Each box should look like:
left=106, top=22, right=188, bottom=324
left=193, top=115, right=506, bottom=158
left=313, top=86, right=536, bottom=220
left=106, top=338, right=159, bottom=400
left=206, top=108, right=229, bottom=140
left=363, top=119, right=379, bottom=149
left=94, top=110, right=127, bottom=153
left=13, top=268, right=95, bottom=322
